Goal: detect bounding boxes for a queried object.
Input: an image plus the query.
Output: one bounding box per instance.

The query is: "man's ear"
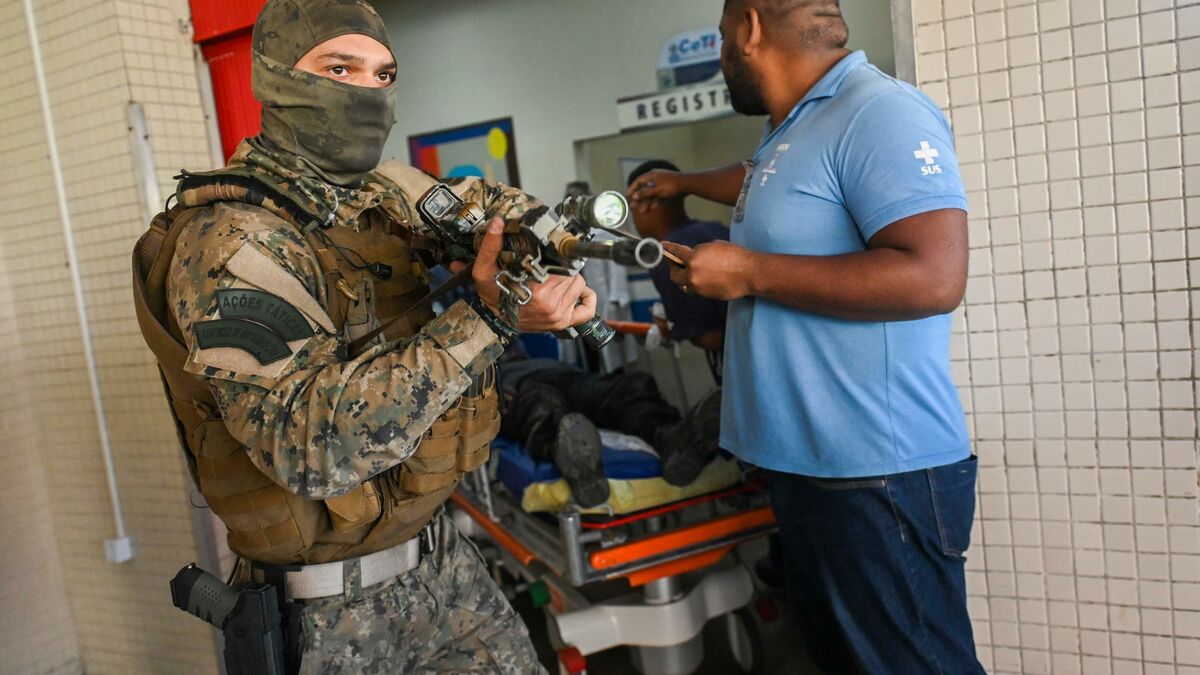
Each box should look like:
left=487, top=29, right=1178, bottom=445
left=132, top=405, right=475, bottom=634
left=742, top=6, right=764, bottom=55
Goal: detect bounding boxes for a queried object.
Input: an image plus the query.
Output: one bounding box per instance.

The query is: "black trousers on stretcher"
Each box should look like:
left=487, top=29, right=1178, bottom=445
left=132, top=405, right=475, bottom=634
left=498, top=359, right=682, bottom=463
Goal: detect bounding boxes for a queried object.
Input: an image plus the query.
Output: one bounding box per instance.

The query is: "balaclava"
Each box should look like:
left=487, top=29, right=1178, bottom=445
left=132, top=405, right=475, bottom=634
left=251, top=0, right=396, bottom=187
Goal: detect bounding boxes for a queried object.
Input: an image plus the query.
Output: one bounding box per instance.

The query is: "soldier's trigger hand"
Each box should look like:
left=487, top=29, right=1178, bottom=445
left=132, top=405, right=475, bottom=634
left=569, top=285, right=598, bottom=328
left=515, top=274, right=593, bottom=333
left=469, top=218, right=506, bottom=313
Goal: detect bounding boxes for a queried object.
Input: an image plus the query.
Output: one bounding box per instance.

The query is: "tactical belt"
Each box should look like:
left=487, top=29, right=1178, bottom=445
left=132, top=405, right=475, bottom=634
left=249, top=517, right=441, bottom=600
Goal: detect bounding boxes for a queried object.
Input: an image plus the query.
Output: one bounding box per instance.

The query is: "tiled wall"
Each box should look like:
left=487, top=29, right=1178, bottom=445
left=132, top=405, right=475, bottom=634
left=912, top=0, right=1199, bottom=672
left=0, top=0, right=219, bottom=672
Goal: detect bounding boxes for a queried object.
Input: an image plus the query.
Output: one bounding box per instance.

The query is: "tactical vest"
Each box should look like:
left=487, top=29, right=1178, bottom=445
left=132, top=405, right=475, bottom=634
left=132, top=170, right=498, bottom=565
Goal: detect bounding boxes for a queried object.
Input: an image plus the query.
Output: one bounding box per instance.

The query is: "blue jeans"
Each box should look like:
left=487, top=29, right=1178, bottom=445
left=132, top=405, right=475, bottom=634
left=766, top=456, right=985, bottom=675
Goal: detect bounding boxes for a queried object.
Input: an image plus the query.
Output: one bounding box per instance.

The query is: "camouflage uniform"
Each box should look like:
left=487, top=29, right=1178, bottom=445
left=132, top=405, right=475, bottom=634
left=151, top=0, right=550, bottom=671
left=168, top=142, right=531, bottom=499
left=296, top=513, right=541, bottom=674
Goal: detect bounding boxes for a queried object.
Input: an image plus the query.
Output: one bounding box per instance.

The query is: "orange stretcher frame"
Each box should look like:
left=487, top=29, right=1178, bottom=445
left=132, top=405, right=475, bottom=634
left=454, top=481, right=776, bottom=587
left=450, top=491, right=536, bottom=567
left=606, top=320, right=652, bottom=336
left=589, top=507, right=775, bottom=585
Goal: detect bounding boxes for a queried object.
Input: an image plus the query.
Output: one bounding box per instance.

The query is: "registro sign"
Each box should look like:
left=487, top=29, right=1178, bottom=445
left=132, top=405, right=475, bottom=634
left=617, top=83, right=733, bottom=131
left=619, top=26, right=731, bottom=131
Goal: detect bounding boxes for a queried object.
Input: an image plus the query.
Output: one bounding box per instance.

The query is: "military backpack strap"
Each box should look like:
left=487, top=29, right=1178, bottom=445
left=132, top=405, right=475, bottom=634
left=132, top=206, right=220, bottom=482
left=132, top=205, right=199, bottom=371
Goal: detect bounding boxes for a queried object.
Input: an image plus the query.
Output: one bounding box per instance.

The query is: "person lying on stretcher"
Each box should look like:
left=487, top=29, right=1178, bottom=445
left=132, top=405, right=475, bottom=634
left=498, top=357, right=722, bottom=508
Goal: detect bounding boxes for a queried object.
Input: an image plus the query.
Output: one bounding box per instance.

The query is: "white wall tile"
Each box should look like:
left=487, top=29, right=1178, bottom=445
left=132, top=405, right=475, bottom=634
left=949, top=46, right=980, bottom=78
left=977, top=11, right=1008, bottom=43
left=1074, top=23, right=1107, bottom=55
left=1043, top=60, right=1076, bottom=91
left=1147, top=106, right=1182, bottom=139
left=979, top=40, right=1011, bottom=72
left=918, top=23, right=947, bottom=54
left=1075, top=58, right=1108, bottom=91
left=914, top=0, right=1199, bottom=670
left=913, top=0, right=944, bottom=26
left=1107, top=48, right=1143, bottom=82
left=1009, top=35, right=1042, bottom=67
left=1041, top=29, right=1073, bottom=62
left=944, top=0, right=974, bottom=21
left=1007, top=4, right=1038, bottom=37
left=1111, top=82, right=1145, bottom=114
left=1141, top=44, right=1177, bottom=78
left=947, top=17, right=978, bottom=49
left=1045, top=90, right=1077, bottom=120
left=1070, top=0, right=1105, bottom=26
left=1179, top=5, right=1200, bottom=40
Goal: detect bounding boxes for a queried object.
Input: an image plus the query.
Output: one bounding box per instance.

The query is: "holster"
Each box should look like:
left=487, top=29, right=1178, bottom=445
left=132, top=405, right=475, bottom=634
left=242, top=564, right=305, bottom=675
left=281, top=598, right=305, bottom=675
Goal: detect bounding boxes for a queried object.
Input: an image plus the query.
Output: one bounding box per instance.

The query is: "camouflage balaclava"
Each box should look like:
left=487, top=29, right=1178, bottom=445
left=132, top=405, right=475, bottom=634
left=251, top=0, right=396, bottom=187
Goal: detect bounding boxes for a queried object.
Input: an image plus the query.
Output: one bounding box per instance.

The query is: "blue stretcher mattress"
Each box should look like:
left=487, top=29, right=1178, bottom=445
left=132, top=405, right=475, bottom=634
left=493, top=433, right=663, bottom=500
left=491, top=431, right=743, bottom=515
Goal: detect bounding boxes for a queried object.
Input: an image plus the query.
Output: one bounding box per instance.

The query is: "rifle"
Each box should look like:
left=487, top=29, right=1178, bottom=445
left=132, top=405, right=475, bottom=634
left=415, top=185, right=663, bottom=350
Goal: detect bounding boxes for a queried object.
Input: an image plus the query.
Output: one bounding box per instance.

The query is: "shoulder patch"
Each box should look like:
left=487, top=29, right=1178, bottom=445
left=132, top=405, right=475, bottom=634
left=226, top=243, right=336, bottom=333
left=194, top=318, right=292, bottom=364
left=216, top=289, right=315, bottom=341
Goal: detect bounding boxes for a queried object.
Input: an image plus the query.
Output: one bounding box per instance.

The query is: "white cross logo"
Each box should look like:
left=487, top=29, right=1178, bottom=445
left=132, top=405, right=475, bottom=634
left=913, top=141, right=939, bottom=165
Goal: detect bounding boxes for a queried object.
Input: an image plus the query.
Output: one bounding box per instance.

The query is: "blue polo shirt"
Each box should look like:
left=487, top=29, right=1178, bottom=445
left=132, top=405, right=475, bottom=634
left=722, top=51, right=970, bottom=478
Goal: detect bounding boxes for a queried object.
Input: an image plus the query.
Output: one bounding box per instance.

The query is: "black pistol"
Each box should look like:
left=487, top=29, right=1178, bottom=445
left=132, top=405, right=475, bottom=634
left=171, top=564, right=286, bottom=675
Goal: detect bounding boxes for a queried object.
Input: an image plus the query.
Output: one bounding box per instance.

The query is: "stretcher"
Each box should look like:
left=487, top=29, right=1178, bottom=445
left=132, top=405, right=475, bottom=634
left=450, top=324, right=778, bottom=675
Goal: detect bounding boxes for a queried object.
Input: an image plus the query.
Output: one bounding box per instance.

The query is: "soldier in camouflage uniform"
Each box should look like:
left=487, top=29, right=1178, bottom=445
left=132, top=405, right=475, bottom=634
left=134, top=0, right=596, bottom=672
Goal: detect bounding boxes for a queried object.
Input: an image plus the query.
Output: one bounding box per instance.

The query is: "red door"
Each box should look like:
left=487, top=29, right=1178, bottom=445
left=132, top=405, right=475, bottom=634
left=190, top=0, right=266, bottom=161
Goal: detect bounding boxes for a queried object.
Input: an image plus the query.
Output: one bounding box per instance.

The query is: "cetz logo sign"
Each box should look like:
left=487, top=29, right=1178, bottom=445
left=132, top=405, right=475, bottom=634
left=667, top=30, right=720, bottom=65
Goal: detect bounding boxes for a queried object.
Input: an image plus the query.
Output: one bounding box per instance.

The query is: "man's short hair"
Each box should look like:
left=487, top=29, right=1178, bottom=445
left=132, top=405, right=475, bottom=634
left=724, top=0, right=838, bottom=14
left=723, top=0, right=848, bottom=50
left=564, top=180, right=591, bottom=198
left=627, top=160, right=681, bottom=187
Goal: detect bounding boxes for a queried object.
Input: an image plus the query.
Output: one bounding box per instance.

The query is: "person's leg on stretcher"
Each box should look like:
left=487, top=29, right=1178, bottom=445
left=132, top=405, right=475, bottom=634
left=498, top=357, right=722, bottom=507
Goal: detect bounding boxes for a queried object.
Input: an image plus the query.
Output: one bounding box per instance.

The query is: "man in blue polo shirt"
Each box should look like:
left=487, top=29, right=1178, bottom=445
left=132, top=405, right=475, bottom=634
left=628, top=1, right=982, bottom=672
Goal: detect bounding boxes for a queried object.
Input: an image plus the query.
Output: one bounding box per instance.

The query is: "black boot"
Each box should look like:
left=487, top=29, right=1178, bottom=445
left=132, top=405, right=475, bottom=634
left=661, top=388, right=722, bottom=487
left=505, top=380, right=571, bottom=464
left=553, top=413, right=610, bottom=508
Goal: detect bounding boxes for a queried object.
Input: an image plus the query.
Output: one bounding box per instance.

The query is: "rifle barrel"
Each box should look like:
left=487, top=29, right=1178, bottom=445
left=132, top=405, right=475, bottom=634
left=560, top=237, right=663, bottom=268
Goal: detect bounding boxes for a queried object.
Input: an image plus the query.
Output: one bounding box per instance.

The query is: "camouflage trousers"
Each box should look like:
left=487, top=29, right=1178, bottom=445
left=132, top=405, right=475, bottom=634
left=295, top=514, right=546, bottom=674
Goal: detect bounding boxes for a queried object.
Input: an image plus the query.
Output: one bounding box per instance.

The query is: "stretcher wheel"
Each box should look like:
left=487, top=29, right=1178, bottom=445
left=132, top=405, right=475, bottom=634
left=557, top=646, right=587, bottom=675
left=715, top=607, right=766, bottom=674
left=754, top=595, right=781, bottom=623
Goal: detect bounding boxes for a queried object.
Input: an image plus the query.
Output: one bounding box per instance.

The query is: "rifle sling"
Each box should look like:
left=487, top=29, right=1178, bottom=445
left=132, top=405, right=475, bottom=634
left=347, top=267, right=473, bottom=355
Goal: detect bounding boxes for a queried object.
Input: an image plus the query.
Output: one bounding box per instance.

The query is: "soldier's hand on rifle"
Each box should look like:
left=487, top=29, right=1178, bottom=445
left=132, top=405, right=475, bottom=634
left=465, top=217, right=598, bottom=332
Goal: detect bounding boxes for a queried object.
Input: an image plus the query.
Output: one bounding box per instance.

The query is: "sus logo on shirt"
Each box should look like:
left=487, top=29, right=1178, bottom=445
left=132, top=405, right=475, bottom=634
left=913, top=141, right=942, bottom=176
